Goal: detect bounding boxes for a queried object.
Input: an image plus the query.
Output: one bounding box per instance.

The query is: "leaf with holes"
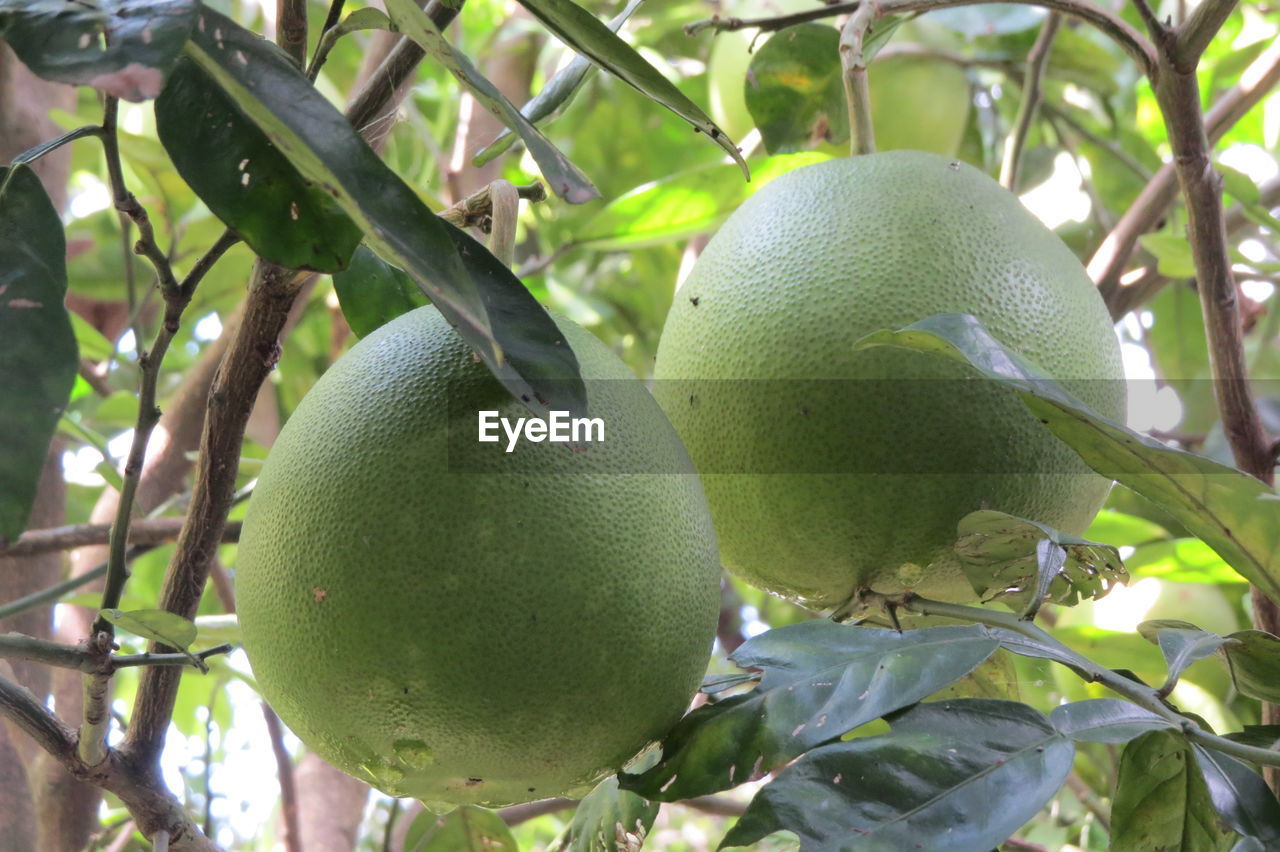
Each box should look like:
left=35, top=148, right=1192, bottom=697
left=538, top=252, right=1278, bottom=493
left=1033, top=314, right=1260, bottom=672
left=720, top=699, right=1074, bottom=851
left=619, top=622, right=999, bottom=801
left=0, top=165, right=78, bottom=541
left=549, top=776, right=657, bottom=852
left=0, top=0, right=196, bottom=100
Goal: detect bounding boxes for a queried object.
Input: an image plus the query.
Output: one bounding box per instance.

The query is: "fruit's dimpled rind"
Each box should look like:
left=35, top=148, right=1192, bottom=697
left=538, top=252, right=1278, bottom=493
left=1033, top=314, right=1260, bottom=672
left=237, top=307, right=721, bottom=807
left=652, top=151, right=1126, bottom=609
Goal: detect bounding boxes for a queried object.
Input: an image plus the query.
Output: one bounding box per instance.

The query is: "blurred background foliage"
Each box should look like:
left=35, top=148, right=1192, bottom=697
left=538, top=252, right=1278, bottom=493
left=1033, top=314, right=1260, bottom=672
left=31, top=0, right=1279, bottom=847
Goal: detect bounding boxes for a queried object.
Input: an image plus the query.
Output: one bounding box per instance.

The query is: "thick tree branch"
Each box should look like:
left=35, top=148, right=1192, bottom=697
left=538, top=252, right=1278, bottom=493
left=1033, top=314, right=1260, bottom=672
left=0, top=671, right=77, bottom=764
left=0, top=519, right=242, bottom=560
left=1001, top=13, right=1061, bottom=190
left=277, top=0, right=308, bottom=68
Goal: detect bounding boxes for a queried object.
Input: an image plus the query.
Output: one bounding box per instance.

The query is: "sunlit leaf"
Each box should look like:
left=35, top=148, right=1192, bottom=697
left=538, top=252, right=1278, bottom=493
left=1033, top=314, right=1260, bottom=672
left=101, top=608, right=198, bottom=651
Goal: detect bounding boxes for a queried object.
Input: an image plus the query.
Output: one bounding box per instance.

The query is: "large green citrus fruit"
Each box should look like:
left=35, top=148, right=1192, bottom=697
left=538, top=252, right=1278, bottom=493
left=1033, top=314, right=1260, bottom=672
left=652, top=151, right=1126, bottom=610
left=236, top=307, right=721, bottom=808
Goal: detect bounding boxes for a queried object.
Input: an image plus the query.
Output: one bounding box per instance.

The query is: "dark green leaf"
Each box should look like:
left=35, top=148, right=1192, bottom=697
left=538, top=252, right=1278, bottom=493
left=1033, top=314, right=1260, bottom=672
left=549, top=775, right=657, bottom=852
left=1192, top=746, right=1280, bottom=847
left=1138, top=620, right=1231, bottom=691
left=384, top=0, right=598, bottom=203
left=954, top=509, right=1127, bottom=614
left=0, top=165, right=77, bottom=540
left=474, top=0, right=644, bottom=167
left=720, top=699, right=1074, bottom=851
left=620, top=623, right=999, bottom=800
left=101, top=608, right=198, bottom=650
left=1050, top=699, right=1175, bottom=743
left=515, top=0, right=747, bottom=176
left=854, top=313, right=1280, bottom=604
left=1112, top=730, right=1237, bottom=852
left=185, top=9, right=586, bottom=418
left=156, top=58, right=362, bottom=273
left=403, top=805, right=517, bottom=852
left=0, top=0, right=196, bottom=100
left=1223, top=726, right=1280, bottom=753
left=744, top=24, right=846, bottom=155
left=1222, top=630, right=1280, bottom=703
left=332, top=245, right=429, bottom=338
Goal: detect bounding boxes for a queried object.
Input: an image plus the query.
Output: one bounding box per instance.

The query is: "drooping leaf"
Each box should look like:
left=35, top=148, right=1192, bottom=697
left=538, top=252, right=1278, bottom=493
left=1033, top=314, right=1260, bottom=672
left=1138, top=620, right=1231, bottom=692
left=549, top=776, right=657, bottom=852
left=854, top=313, right=1280, bottom=605
left=185, top=9, right=586, bottom=418
left=383, top=0, right=598, bottom=203
left=0, top=165, right=78, bottom=540
left=101, top=608, right=198, bottom=651
left=308, top=8, right=394, bottom=79
left=1050, top=699, right=1175, bottom=743
left=1192, top=745, right=1280, bottom=847
left=403, top=805, right=517, bottom=852
left=474, top=0, right=644, bottom=167
left=954, top=509, right=1127, bottom=614
left=515, top=0, right=747, bottom=176
left=0, top=0, right=196, bottom=100
left=620, top=622, right=999, bottom=801
left=1112, top=730, right=1237, bottom=852
left=1221, top=630, right=1280, bottom=703
left=744, top=24, right=847, bottom=155
left=156, top=58, right=362, bottom=273
left=332, top=245, right=429, bottom=338
left=720, top=699, right=1074, bottom=851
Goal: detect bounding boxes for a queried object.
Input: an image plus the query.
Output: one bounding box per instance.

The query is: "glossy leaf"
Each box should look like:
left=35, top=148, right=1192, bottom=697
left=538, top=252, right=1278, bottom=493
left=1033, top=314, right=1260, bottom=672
left=1138, top=620, right=1231, bottom=691
left=474, top=0, right=644, bottom=166
left=101, top=608, right=198, bottom=651
left=620, top=622, right=999, bottom=801
left=720, top=699, right=1074, bottom=851
left=331, top=245, right=429, bottom=338
left=954, top=509, right=1126, bottom=613
left=854, top=313, right=1280, bottom=605
left=1112, top=730, right=1237, bottom=852
left=384, top=0, right=598, bottom=203
left=185, top=9, right=586, bottom=418
left=0, top=0, right=196, bottom=100
left=1221, top=630, right=1280, bottom=703
left=1223, top=726, right=1280, bottom=753
left=744, top=24, right=846, bottom=155
left=1192, top=746, right=1280, bottom=847
left=549, top=776, right=657, bottom=852
left=403, top=805, right=517, bottom=852
left=0, top=165, right=78, bottom=540
left=515, top=0, right=747, bottom=176
left=156, top=58, right=362, bottom=273
left=1050, top=699, right=1175, bottom=743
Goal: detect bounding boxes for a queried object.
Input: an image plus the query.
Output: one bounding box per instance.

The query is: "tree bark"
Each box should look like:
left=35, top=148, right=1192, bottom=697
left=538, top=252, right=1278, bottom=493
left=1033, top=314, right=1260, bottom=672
left=295, top=752, right=371, bottom=852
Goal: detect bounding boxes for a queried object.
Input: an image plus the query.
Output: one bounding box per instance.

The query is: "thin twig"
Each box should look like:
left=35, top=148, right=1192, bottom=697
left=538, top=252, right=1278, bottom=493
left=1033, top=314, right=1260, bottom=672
left=0, top=519, right=242, bottom=559
left=497, top=797, right=576, bottom=826
left=262, top=704, right=302, bottom=852
left=1173, top=0, right=1238, bottom=69
left=1065, top=772, right=1112, bottom=830
left=1001, top=13, right=1062, bottom=190
left=839, top=5, right=879, bottom=156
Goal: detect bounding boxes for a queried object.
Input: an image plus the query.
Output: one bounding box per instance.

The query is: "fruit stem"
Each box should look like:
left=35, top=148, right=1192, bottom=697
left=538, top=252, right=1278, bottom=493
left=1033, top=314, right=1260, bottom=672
left=838, top=5, right=879, bottom=156
left=487, top=180, right=521, bottom=268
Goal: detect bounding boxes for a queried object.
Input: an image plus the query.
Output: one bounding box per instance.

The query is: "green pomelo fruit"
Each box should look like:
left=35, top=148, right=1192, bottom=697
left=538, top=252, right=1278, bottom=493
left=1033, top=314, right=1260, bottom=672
left=236, top=307, right=721, bottom=807
left=652, top=151, right=1126, bottom=610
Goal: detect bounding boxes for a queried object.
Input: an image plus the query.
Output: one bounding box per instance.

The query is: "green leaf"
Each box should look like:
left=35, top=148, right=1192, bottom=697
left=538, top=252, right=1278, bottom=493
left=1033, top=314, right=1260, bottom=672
left=383, top=0, right=598, bottom=203
left=0, top=165, right=78, bottom=540
left=1050, top=699, right=1175, bottom=743
left=1219, top=164, right=1280, bottom=231
left=954, top=509, right=1127, bottom=613
left=1192, top=746, right=1280, bottom=847
left=575, top=153, right=827, bottom=250
left=744, top=24, right=846, bottom=155
left=332, top=246, right=430, bottom=338
left=1139, top=233, right=1198, bottom=278
left=1221, top=630, right=1280, bottom=703
left=101, top=608, right=198, bottom=651
left=720, top=699, right=1074, bottom=851
left=474, top=0, right=644, bottom=167
left=185, top=9, right=586, bottom=419
left=308, top=8, right=394, bottom=78
left=1138, top=620, right=1231, bottom=692
left=156, top=58, right=362, bottom=273
left=1112, top=730, right=1237, bottom=852
left=854, top=313, right=1280, bottom=605
left=549, top=775, right=657, bottom=852
left=619, top=623, right=999, bottom=800
left=0, top=0, right=196, bottom=100
left=403, top=805, right=517, bottom=852
left=515, top=0, right=747, bottom=177
left=1223, top=726, right=1280, bottom=752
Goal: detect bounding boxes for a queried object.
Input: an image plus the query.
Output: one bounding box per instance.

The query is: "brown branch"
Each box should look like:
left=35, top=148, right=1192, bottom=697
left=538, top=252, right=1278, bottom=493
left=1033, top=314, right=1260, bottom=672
left=0, top=519, right=242, bottom=560
left=1173, top=0, right=1238, bottom=69
left=439, top=180, right=547, bottom=232
left=1001, top=13, right=1062, bottom=190
left=262, top=705, right=301, bottom=852
left=277, top=0, right=309, bottom=68
left=681, top=795, right=748, bottom=817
